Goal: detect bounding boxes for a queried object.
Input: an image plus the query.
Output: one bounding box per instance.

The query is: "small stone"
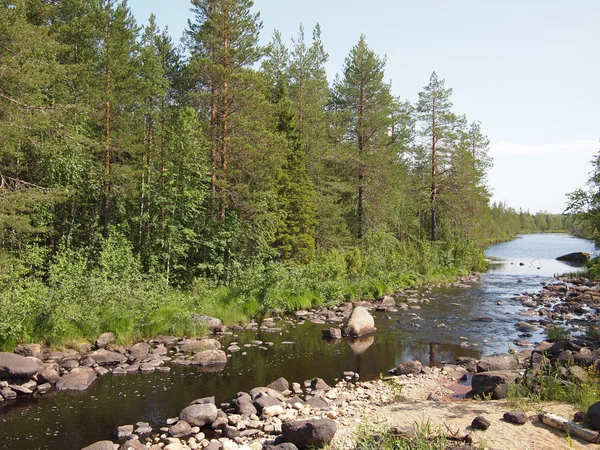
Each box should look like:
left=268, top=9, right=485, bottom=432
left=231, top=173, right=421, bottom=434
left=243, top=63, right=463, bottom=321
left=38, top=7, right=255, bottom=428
left=116, top=424, right=134, bottom=440
left=503, top=411, right=527, bottom=425
left=471, top=416, right=491, bottom=430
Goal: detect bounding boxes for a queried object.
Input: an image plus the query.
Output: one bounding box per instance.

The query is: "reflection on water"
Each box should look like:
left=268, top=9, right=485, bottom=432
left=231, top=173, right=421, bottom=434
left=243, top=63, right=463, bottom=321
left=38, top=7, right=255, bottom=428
left=0, top=233, right=596, bottom=449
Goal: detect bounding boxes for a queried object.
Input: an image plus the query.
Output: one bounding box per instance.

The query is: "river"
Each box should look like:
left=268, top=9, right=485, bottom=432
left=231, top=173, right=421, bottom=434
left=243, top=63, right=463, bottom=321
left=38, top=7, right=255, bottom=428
left=0, top=233, right=595, bottom=449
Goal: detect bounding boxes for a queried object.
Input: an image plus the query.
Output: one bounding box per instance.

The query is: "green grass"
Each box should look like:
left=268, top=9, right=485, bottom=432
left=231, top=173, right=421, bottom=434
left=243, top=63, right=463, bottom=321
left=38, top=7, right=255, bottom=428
left=546, top=325, right=572, bottom=342
left=353, top=421, right=480, bottom=450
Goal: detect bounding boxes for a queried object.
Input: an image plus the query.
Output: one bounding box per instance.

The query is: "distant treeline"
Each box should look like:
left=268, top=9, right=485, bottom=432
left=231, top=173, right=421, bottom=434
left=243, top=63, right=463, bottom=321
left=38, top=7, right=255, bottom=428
left=0, top=0, right=578, bottom=348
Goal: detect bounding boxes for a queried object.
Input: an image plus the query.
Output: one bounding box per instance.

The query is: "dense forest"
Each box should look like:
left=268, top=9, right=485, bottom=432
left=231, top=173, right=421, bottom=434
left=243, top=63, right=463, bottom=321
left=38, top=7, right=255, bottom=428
left=0, top=0, right=580, bottom=348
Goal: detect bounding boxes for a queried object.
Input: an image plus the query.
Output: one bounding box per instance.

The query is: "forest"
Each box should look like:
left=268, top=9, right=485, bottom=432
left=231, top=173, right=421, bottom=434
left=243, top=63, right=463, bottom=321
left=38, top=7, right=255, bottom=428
left=0, top=0, right=581, bottom=349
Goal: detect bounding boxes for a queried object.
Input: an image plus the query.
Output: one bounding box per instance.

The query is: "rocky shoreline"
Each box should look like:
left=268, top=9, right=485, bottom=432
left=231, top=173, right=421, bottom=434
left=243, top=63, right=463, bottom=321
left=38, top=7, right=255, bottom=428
left=4, top=273, right=600, bottom=449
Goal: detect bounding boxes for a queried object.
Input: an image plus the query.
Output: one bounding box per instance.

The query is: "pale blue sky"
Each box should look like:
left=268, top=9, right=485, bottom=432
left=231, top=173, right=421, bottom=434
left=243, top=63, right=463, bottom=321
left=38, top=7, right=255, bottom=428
left=128, top=0, right=599, bottom=213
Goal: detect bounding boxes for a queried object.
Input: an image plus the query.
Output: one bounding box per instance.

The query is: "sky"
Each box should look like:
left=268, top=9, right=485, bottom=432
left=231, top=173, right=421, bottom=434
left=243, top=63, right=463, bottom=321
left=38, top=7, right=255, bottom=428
left=127, top=0, right=599, bottom=214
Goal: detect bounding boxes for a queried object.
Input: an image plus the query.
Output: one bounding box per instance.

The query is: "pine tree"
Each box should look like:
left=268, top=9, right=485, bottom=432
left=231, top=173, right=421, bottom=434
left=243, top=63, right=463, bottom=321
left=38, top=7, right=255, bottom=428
left=185, top=0, right=265, bottom=221
left=416, top=71, right=458, bottom=241
left=0, top=0, right=64, bottom=252
left=332, top=35, right=393, bottom=241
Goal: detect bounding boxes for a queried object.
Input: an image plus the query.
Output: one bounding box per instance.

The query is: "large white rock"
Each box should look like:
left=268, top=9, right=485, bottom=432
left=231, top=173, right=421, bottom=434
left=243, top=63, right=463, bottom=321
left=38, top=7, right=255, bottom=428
left=342, top=306, right=375, bottom=337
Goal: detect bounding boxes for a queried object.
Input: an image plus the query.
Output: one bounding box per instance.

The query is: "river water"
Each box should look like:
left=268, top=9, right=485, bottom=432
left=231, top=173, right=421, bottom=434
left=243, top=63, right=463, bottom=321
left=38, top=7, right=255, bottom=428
left=0, top=233, right=595, bottom=450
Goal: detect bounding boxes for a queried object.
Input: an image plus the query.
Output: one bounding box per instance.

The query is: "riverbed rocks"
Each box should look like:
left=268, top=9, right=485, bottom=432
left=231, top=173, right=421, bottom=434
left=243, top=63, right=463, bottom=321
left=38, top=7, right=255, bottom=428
left=55, top=366, right=97, bottom=391
left=0, top=352, right=40, bottom=378
left=341, top=306, right=375, bottom=337
left=281, top=419, right=337, bottom=449
left=180, top=403, right=219, bottom=427
left=89, top=349, right=128, bottom=365
left=389, top=360, right=423, bottom=376
left=470, top=370, right=521, bottom=399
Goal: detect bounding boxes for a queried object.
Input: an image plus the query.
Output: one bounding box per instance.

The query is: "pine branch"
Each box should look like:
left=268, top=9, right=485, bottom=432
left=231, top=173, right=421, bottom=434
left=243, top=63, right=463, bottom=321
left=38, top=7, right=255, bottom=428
left=0, top=91, right=48, bottom=111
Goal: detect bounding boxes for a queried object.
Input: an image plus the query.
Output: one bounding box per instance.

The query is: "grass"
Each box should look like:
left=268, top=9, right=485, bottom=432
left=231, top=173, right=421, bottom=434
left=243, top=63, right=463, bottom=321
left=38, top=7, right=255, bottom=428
left=546, top=325, right=572, bottom=342
left=352, top=421, right=481, bottom=450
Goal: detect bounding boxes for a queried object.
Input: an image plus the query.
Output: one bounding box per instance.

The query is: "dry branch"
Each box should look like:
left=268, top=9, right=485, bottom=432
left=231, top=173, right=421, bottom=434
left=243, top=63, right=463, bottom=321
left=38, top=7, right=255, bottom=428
left=538, top=412, right=600, bottom=443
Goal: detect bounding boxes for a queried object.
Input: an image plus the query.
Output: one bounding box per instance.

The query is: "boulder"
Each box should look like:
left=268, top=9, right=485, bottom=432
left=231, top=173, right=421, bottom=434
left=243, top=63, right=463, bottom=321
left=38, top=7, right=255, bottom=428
left=169, top=420, right=192, bottom=438
left=281, top=419, right=337, bottom=449
left=82, top=441, right=117, bottom=450
left=46, top=349, right=80, bottom=362
left=190, top=396, right=216, bottom=405
left=193, top=315, right=225, bottom=333
left=310, top=378, right=331, bottom=391
left=254, top=395, right=283, bottom=412
left=13, top=343, right=44, bottom=360
left=476, top=355, right=518, bottom=373
left=89, top=349, right=128, bottom=366
left=249, top=387, right=285, bottom=401
left=305, top=395, right=329, bottom=410
left=55, top=367, right=97, bottom=391
left=190, top=350, right=227, bottom=366
left=232, top=394, right=258, bottom=415
left=342, top=306, right=375, bottom=337
left=179, top=403, right=218, bottom=427
left=556, top=252, right=590, bottom=265
left=587, top=401, right=600, bottom=430
left=96, top=332, right=116, bottom=349
left=378, top=296, right=396, bottom=307
left=0, top=352, right=40, bottom=378
left=267, top=377, right=290, bottom=393
left=127, top=342, right=150, bottom=361
left=38, top=364, right=61, bottom=384
left=470, top=370, right=520, bottom=399
left=389, top=360, right=422, bottom=376
left=179, top=338, right=222, bottom=354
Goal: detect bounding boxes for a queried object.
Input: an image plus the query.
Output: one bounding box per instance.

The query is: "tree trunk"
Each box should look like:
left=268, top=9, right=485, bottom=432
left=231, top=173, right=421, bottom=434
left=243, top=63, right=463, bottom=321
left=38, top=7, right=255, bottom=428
left=146, top=119, right=153, bottom=238
left=357, top=76, right=365, bottom=240
left=430, top=91, right=437, bottom=242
